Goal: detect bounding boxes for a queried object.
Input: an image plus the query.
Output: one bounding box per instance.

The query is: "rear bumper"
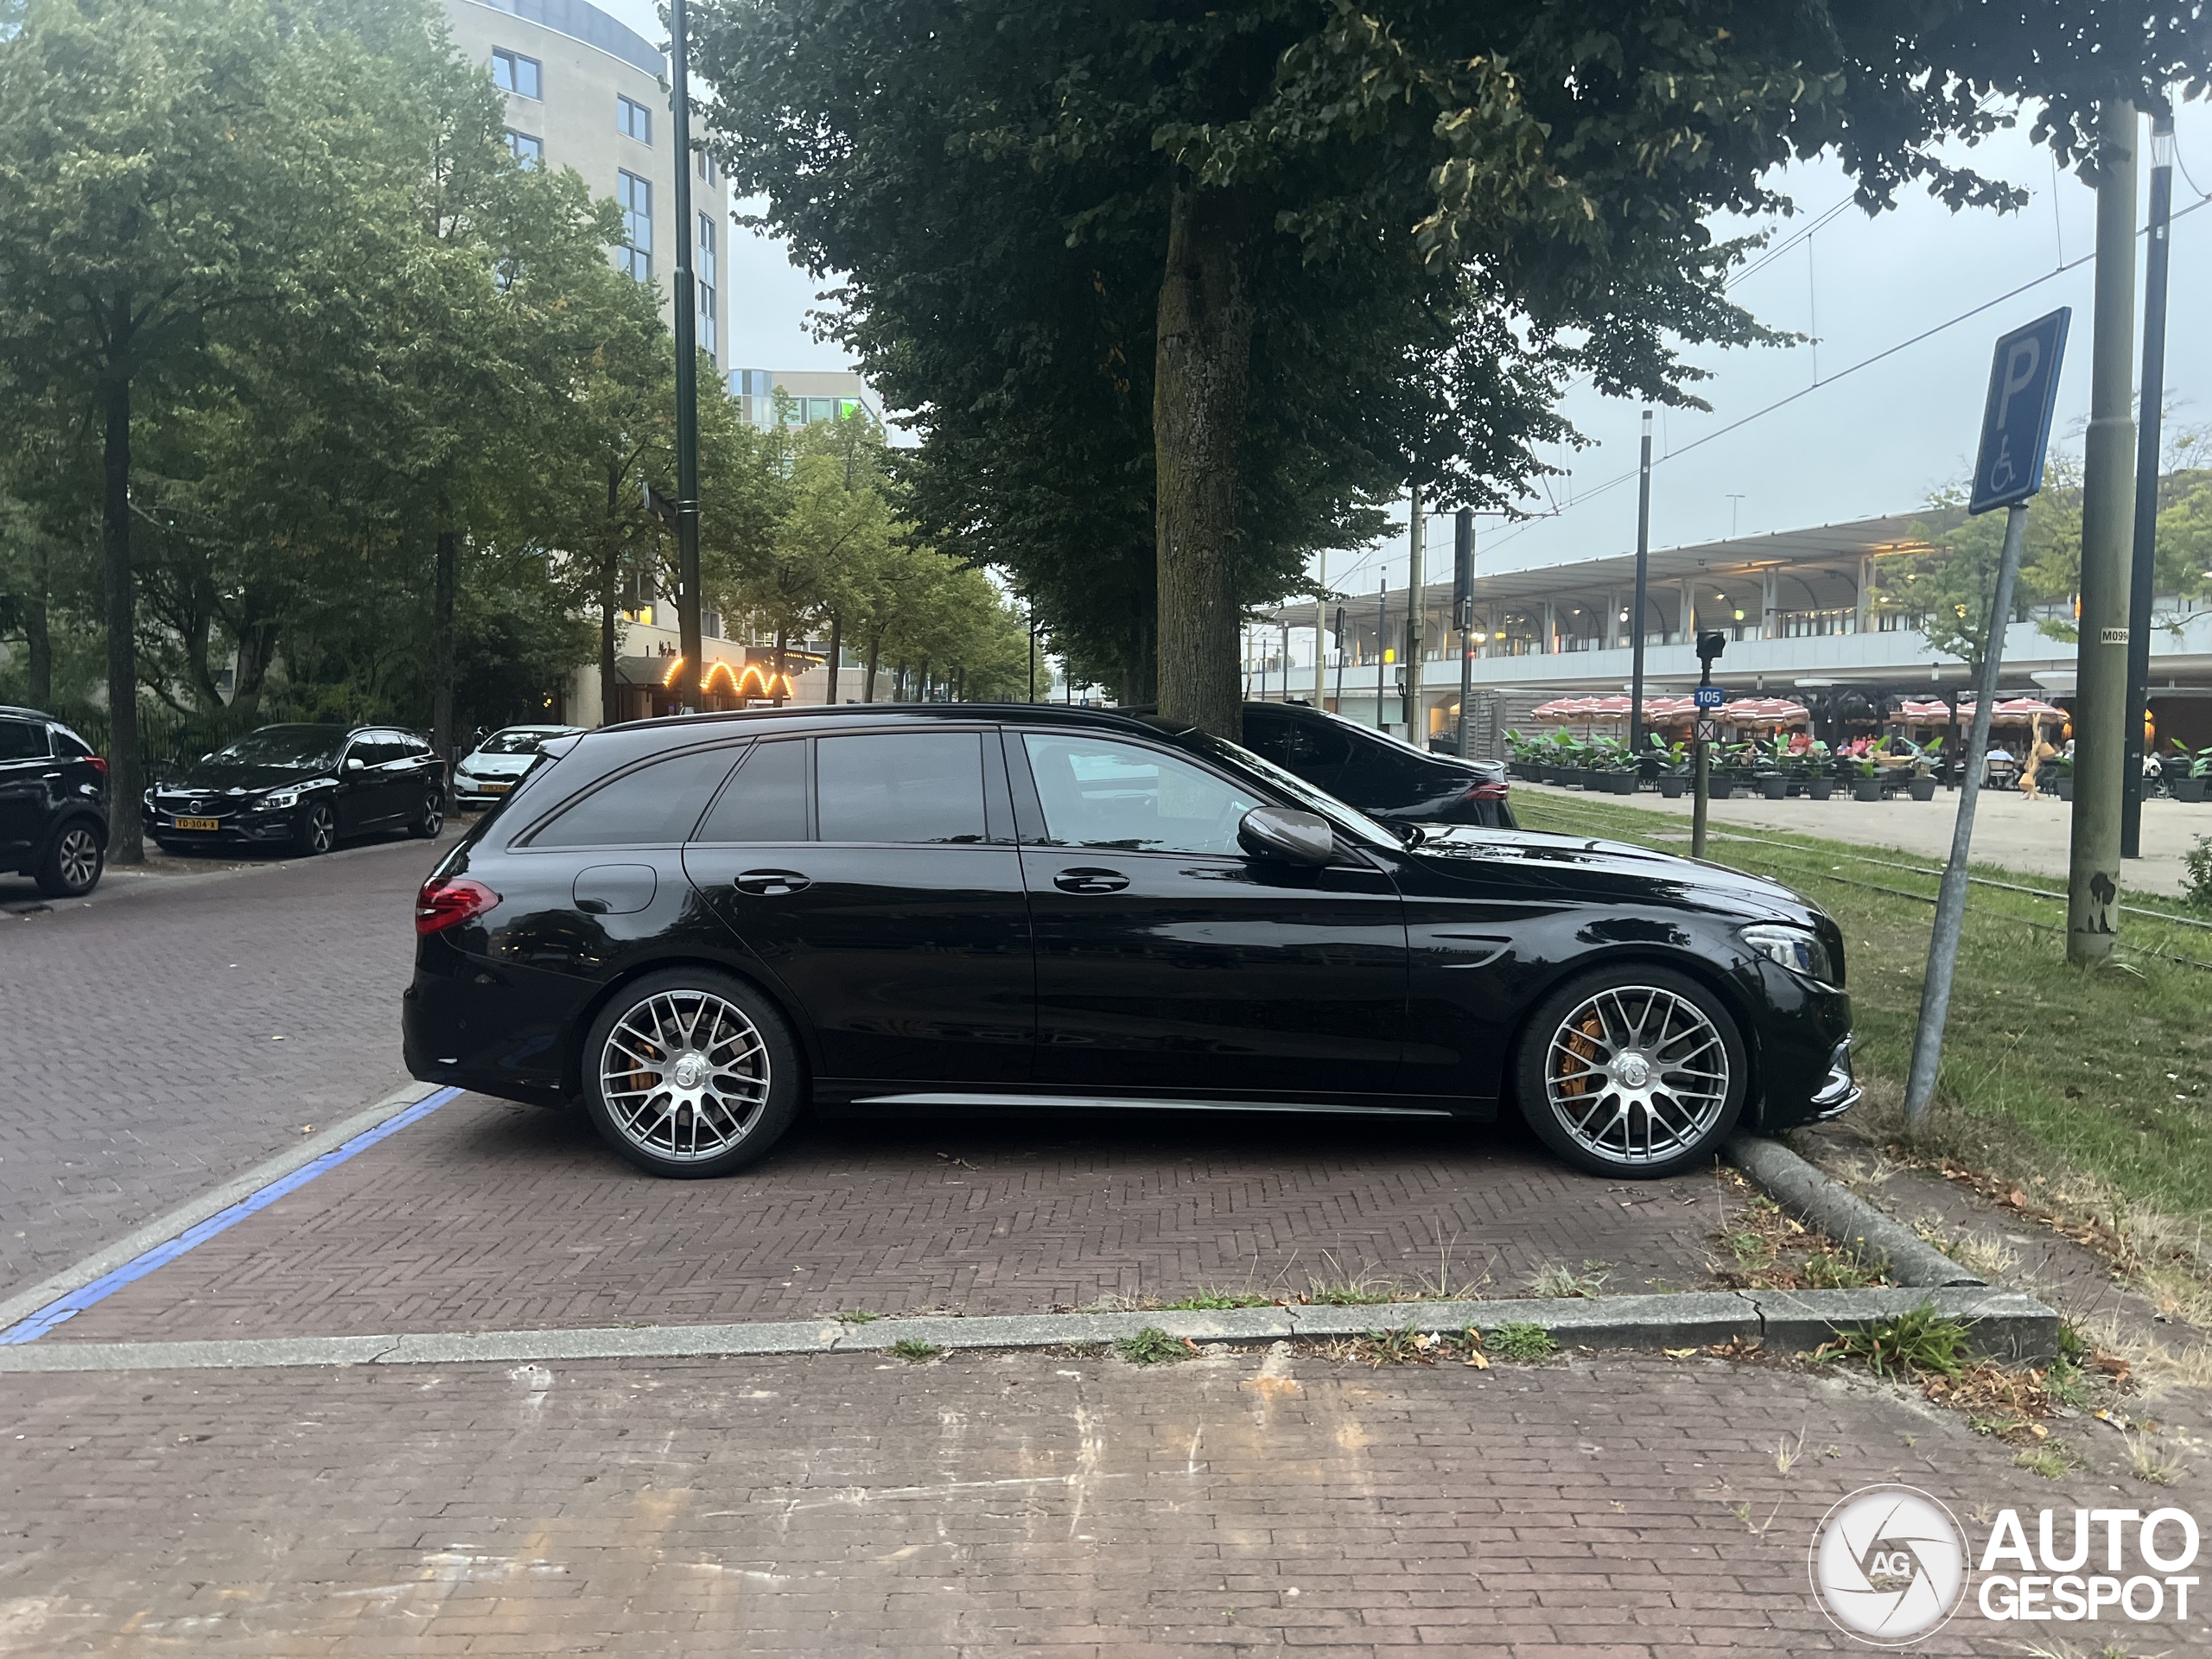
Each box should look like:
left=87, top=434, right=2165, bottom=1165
left=402, top=944, right=582, bottom=1108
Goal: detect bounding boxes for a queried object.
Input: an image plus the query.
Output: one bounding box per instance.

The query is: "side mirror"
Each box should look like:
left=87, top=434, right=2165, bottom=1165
left=200, top=752, right=213, bottom=763
left=1236, top=805, right=1335, bottom=867
left=345, top=756, right=365, bottom=772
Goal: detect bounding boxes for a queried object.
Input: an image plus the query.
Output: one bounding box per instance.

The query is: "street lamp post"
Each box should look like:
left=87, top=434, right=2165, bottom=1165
left=1629, top=410, right=1653, bottom=769
left=670, top=0, right=702, bottom=714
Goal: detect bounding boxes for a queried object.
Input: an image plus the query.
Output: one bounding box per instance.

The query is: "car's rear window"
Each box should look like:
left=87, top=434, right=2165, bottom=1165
left=817, top=732, right=986, bottom=843
left=692, top=740, right=806, bottom=842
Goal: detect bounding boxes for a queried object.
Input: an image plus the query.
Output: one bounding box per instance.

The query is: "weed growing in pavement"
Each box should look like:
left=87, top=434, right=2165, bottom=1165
left=835, top=1310, right=881, bottom=1324
left=2018, top=1637, right=2154, bottom=1659
left=1772, top=1429, right=1806, bottom=1476
left=2015, top=1440, right=2082, bottom=1479
left=1488, top=1322, right=1557, bottom=1361
left=1910, top=1218, right=2022, bottom=1282
left=1115, top=1327, right=1194, bottom=1366
left=888, top=1338, right=942, bottom=1363
left=1707, top=1173, right=1887, bottom=1291
left=2125, top=1431, right=2185, bottom=1487
left=1159, top=1290, right=1274, bottom=1310
left=1800, top=1250, right=1881, bottom=1288
left=1813, top=1303, right=1968, bottom=1380
left=1361, top=1325, right=1436, bottom=1367
left=1301, top=1281, right=1395, bottom=1306
left=1528, top=1261, right=1610, bottom=1299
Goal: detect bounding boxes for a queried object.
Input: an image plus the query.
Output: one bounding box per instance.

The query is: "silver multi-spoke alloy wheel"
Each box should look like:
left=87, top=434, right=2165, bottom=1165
left=1541, top=983, right=1732, bottom=1167
left=300, top=804, right=335, bottom=855
left=54, top=827, right=100, bottom=893
left=598, top=988, right=773, bottom=1164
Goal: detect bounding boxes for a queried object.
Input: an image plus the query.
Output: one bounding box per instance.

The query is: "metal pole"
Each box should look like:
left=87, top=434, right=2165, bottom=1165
left=2067, top=100, right=2139, bottom=964
left=1403, top=486, right=1424, bottom=735
left=670, top=0, right=702, bottom=715
left=1332, top=606, right=1345, bottom=712
left=2123, top=111, right=2175, bottom=859
left=1905, top=505, right=2030, bottom=1124
left=1630, top=410, right=1653, bottom=764
left=1280, top=621, right=1290, bottom=704
left=1454, top=509, right=1474, bottom=760
left=1691, top=692, right=1711, bottom=861
left=1027, top=600, right=1037, bottom=702
left=1376, top=577, right=1388, bottom=731
left=1313, top=551, right=1327, bottom=709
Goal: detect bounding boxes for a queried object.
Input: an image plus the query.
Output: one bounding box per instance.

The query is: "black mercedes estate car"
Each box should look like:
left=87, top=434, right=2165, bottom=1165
left=0, top=705, right=108, bottom=897
left=404, top=705, right=1857, bottom=1181
left=1238, top=701, right=1516, bottom=829
left=144, top=723, right=445, bottom=855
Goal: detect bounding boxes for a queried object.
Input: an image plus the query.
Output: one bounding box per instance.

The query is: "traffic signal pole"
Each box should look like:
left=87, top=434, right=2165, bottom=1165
left=2067, top=100, right=2139, bottom=964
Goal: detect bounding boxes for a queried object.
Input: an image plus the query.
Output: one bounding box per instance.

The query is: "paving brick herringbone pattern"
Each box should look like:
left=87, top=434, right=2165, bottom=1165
left=55, top=1096, right=1734, bottom=1341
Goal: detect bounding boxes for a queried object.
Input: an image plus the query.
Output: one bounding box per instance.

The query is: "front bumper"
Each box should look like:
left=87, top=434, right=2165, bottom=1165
left=143, top=804, right=299, bottom=846
left=452, top=779, right=521, bottom=810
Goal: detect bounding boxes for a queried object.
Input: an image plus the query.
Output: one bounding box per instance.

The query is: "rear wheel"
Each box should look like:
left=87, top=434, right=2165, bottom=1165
left=296, top=803, right=336, bottom=856
left=1514, top=965, right=1745, bottom=1179
left=35, top=823, right=103, bottom=897
left=581, top=969, right=801, bottom=1178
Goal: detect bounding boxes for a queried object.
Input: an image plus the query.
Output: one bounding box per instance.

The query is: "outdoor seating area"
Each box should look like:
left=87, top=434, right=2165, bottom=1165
left=1510, top=692, right=2212, bottom=806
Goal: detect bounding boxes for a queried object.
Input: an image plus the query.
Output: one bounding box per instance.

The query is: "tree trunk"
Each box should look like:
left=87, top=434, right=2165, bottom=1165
left=1152, top=181, right=1253, bottom=737
left=917, top=655, right=931, bottom=702
left=102, top=362, right=143, bottom=864
left=601, top=474, right=621, bottom=728
left=1120, top=613, right=1157, bottom=707
left=823, top=611, right=842, bottom=705
left=24, top=539, right=51, bottom=708
left=429, top=530, right=458, bottom=774
left=231, top=591, right=282, bottom=717
left=863, top=632, right=881, bottom=702
left=772, top=626, right=788, bottom=706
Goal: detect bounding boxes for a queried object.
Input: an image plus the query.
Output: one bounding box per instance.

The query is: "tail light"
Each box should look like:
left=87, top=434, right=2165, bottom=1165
left=89, top=756, right=109, bottom=779
left=415, top=874, right=499, bottom=936
left=1461, top=779, right=1510, bottom=801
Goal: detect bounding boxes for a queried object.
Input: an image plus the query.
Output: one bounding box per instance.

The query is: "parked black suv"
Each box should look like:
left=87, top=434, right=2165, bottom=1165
left=404, top=705, right=1856, bottom=1184
left=0, top=706, right=109, bottom=897
left=143, top=723, right=445, bottom=856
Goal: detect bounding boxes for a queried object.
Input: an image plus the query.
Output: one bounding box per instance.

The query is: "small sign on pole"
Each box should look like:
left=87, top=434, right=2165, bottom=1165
left=1693, top=685, right=1726, bottom=710
left=1694, top=718, right=1720, bottom=745
left=1968, top=308, right=2070, bottom=516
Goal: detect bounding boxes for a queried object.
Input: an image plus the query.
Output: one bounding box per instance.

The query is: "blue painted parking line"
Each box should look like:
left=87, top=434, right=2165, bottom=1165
left=0, top=1086, right=462, bottom=1344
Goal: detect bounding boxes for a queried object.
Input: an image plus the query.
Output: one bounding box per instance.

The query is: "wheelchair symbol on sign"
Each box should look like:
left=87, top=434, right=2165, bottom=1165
left=1985, top=436, right=2019, bottom=497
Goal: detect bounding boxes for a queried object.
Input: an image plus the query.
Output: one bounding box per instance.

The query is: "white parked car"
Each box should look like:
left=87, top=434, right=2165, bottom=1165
left=452, top=725, right=582, bottom=810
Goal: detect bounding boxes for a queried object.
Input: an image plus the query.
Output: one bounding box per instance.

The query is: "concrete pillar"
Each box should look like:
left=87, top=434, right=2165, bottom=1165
left=1856, top=556, right=1872, bottom=634
left=1763, top=569, right=1779, bottom=639
left=1543, top=598, right=1556, bottom=654
left=1681, top=581, right=1695, bottom=645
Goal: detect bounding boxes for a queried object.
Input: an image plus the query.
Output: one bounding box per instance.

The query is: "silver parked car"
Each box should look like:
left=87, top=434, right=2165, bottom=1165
left=451, top=724, right=582, bottom=810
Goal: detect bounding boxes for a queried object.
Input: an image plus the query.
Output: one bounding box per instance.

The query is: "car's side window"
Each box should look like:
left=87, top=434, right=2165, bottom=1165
left=691, top=739, right=806, bottom=842
left=0, top=719, right=48, bottom=762
left=531, top=746, right=744, bottom=848
left=1020, top=734, right=1260, bottom=856
left=52, top=728, right=92, bottom=760
left=817, top=732, right=985, bottom=844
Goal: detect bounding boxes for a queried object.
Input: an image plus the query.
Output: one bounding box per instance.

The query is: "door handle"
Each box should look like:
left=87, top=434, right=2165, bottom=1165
left=735, top=868, right=811, bottom=896
left=1052, top=868, right=1128, bottom=894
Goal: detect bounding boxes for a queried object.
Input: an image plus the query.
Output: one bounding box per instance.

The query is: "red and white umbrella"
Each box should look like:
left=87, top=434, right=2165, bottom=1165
left=1899, top=696, right=2066, bottom=726
left=1531, top=694, right=1702, bottom=722
left=1719, top=697, right=1810, bottom=728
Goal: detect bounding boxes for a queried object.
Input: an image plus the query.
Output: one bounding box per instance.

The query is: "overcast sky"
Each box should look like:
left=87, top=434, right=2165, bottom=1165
left=602, top=0, right=2212, bottom=595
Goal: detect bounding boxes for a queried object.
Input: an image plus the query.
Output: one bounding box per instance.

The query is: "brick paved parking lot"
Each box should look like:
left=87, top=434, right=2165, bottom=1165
left=0, top=832, right=459, bottom=1295
left=3, top=1345, right=2202, bottom=1656
left=50, top=1095, right=1738, bottom=1343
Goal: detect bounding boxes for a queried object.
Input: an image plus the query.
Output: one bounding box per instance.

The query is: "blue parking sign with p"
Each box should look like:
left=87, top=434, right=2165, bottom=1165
left=1968, top=308, right=2069, bottom=515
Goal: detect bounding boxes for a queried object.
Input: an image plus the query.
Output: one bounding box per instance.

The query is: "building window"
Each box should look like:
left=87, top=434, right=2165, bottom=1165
left=505, top=130, right=543, bottom=168
left=617, top=170, right=652, bottom=281
left=696, top=149, right=718, bottom=188
left=696, top=213, right=717, bottom=359
left=617, top=93, right=652, bottom=144
left=492, top=49, right=541, bottom=100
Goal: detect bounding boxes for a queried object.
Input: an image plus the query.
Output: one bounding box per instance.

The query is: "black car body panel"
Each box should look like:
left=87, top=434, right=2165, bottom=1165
left=0, top=706, right=109, bottom=876
left=1236, top=702, right=1515, bottom=829
left=143, top=724, right=442, bottom=851
left=403, top=703, right=1853, bottom=1135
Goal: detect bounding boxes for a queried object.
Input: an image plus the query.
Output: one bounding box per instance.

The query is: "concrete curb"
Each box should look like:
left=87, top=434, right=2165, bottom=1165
left=0, top=1287, right=2059, bottom=1373
left=0, top=1081, right=442, bottom=1332
left=1726, top=1133, right=1982, bottom=1287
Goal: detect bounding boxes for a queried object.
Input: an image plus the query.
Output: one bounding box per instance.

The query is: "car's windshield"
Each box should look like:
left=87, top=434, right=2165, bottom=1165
left=1167, top=728, right=1404, bottom=852
left=480, top=728, right=568, bottom=755
left=213, top=726, right=346, bottom=768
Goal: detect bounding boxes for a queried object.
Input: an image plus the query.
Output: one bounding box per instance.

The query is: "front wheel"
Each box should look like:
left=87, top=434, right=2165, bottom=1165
left=409, top=788, right=445, bottom=840
left=35, top=823, right=104, bottom=897
left=296, top=803, right=336, bottom=856
left=1514, top=966, right=1745, bottom=1179
left=581, top=970, right=801, bottom=1178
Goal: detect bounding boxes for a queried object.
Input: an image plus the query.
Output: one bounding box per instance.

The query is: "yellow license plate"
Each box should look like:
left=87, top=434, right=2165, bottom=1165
left=480, top=781, right=512, bottom=794
left=174, top=817, right=220, bottom=831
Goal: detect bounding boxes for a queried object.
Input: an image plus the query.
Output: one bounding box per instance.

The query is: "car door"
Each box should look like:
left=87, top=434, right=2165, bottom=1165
left=387, top=731, right=438, bottom=823
left=0, top=715, right=52, bottom=863
left=683, top=728, right=1035, bottom=1093
left=334, top=733, right=387, bottom=836
left=1011, top=728, right=1406, bottom=1100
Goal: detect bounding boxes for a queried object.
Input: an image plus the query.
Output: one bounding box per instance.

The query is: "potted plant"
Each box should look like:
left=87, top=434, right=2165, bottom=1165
left=1651, top=737, right=1689, bottom=799
left=2051, top=751, right=2074, bottom=801
left=1851, top=756, right=1884, bottom=802
left=1755, top=737, right=1790, bottom=799
left=1804, top=741, right=1835, bottom=801
left=1909, top=741, right=1940, bottom=803
left=2174, top=747, right=2212, bottom=805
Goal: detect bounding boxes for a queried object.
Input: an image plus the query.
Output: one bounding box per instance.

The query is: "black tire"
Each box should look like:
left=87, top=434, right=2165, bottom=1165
left=35, top=822, right=103, bottom=898
left=1513, top=963, right=1746, bottom=1179
left=581, top=969, right=802, bottom=1178
left=296, top=802, right=336, bottom=856
left=409, top=788, right=446, bottom=840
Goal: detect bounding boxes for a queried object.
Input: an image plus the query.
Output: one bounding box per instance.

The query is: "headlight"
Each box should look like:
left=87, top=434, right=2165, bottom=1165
left=262, top=789, right=302, bottom=810
left=1739, top=923, right=1837, bottom=987
left=142, top=788, right=156, bottom=808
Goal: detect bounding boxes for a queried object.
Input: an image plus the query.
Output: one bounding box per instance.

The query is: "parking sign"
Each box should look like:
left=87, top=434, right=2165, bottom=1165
left=1967, top=308, right=2069, bottom=515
